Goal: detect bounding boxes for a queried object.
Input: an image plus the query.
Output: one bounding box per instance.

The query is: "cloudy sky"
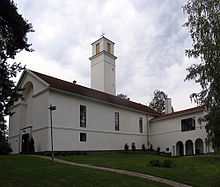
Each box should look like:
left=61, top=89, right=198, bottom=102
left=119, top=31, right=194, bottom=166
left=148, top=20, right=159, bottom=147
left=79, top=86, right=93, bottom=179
left=13, top=0, right=201, bottom=111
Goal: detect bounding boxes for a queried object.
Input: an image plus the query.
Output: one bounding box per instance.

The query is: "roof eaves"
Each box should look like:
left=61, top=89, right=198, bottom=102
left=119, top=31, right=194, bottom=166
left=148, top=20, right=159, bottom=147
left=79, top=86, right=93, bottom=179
left=28, top=70, right=50, bottom=87
left=151, top=106, right=204, bottom=122
left=91, top=36, right=115, bottom=45
left=89, top=50, right=117, bottom=60
left=30, top=70, right=161, bottom=117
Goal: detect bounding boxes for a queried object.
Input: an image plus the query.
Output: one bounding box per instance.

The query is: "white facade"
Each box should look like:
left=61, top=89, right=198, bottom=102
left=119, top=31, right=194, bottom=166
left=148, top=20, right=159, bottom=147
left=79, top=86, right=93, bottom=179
left=150, top=109, right=212, bottom=156
left=8, top=36, right=212, bottom=156
left=49, top=91, right=148, bottom=151
left=9, top=72, right=49, bottom=153
left=9, top=70, right=152, bottom=153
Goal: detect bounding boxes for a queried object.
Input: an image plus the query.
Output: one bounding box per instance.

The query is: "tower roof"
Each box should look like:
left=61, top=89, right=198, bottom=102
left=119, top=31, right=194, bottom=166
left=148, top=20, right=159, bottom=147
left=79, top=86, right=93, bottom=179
left=91, top=36, right=115, bottom=45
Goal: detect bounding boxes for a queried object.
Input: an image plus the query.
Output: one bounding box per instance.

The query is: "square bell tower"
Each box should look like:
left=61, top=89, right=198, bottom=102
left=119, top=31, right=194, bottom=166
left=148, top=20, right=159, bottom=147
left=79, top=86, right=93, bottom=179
left=89, top=36, right=117, bottom=95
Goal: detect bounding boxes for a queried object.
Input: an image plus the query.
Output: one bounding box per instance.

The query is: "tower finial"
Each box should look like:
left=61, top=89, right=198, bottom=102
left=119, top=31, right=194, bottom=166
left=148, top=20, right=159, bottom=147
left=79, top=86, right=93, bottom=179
left=100, top=31, right=106, bottom=37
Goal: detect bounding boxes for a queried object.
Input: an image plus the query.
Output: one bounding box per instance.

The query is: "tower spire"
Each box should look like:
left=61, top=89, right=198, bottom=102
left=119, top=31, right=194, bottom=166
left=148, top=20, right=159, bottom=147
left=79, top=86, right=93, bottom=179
left=100, top=31, right=106, bottom=37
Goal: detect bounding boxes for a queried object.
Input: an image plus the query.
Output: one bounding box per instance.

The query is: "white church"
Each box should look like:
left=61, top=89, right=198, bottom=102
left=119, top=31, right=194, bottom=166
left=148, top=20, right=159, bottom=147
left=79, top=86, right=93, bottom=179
left=9, top=36, right=212, bottom=156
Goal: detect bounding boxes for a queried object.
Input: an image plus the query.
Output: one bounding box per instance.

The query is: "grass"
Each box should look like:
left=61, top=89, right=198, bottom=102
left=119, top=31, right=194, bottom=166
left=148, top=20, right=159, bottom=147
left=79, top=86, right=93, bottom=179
left=0, top=154, right=169, bottom=187
left=57, top=151, right=220, bottom=187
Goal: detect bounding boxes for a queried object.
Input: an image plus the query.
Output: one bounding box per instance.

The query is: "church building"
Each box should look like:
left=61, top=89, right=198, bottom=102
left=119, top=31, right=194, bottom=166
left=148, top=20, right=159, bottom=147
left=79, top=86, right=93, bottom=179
left=8, top=36, right=212, bottom=156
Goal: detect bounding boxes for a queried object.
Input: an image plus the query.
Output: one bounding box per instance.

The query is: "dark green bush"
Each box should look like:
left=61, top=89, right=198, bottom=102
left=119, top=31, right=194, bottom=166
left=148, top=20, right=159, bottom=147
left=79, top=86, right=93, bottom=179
left=60, top=152, right=66, bottom=156
left=0, top=140, right=12, bottom=154
left=142, top=144, right=146, bottom=151
left=156, top=146, right=160, bottom=155
left=131, top=142, right=136, bottom=151
left=124, top=143, right=129, bottom=151
left=76, top=151, right=81, bottom=155
left=163, top=160, right=173, bottom=168
left=43, top=152, right=51, bottom=156
left=150, top=160, right=160, bottom=167
left=149, top=159, right=174, bottom=168
left=81, top=151, right=87, bottom=155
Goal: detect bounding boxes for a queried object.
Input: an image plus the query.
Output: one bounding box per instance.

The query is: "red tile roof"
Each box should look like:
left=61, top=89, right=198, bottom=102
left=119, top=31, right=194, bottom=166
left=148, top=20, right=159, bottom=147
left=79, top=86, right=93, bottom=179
left=30, top=70, right=161, bottom=117
left=151, top=105, right=205, bottom=121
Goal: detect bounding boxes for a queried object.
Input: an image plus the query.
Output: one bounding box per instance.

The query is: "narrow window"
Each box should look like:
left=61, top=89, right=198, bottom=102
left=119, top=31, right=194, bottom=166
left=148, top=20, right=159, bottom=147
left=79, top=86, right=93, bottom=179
left=166, top=148, right=169, bottom=152
left=107, top=43, right=110, bottom=53
left=181, top=117, right=195, bottom=132
left=80, top=133, right=86, bottom=142
left=96, top=43, right=100, bottom=54
left=80, top=105, right=86, bottom=128
left=139, top=117, right=143, bottom=133
left=115, top=112, right=119, bottom=131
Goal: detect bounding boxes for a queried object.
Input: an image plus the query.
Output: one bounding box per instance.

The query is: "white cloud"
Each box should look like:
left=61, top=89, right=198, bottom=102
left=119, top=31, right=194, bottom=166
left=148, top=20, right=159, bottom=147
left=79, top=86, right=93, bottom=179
left=13, top=0, right=201, bottom=111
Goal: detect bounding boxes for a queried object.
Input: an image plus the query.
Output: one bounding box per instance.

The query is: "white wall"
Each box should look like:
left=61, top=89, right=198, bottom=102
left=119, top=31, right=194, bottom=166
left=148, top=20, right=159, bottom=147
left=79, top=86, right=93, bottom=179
left=150, top=111, right=209, bottom=156
left=30, top=91, right=49, bottom=152
left=90, top=37, right=116, bottom=95
left=9, top=71, right=49, bottom=153
left=48, top=90, right=148, bottom=151
left=91, top=54, right=116, bottom=95
left=9, top=103, right=26, bottom=153
left=104, top=57, right=115, bottom=95
left=20, top=73, right=47, bottom=96
left=91, top=57, right=105, bottom=92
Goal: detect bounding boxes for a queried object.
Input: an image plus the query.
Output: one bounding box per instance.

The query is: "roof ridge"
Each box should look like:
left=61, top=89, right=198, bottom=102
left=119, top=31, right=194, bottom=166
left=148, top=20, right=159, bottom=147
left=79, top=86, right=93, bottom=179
left=162, top=105, right=205, bottom=116
left=151, top=105, right=204, bottom=121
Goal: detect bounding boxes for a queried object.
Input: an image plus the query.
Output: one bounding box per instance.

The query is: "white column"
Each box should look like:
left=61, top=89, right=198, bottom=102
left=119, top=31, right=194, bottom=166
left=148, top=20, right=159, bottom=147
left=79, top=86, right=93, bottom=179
left=172, top=146, right=175, bottom=157
left=183, top=143, right=186, bottom=156
left=203, top=141, right=206, bottom=154
left=193, top=143, right=196, bottom=155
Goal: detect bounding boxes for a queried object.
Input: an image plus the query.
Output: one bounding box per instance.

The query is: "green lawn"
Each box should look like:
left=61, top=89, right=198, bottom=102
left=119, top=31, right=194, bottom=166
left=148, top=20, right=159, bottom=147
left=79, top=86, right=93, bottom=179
left=0, top=155, right=169, bottom=187
left=57, top=151, right=220, bottom=187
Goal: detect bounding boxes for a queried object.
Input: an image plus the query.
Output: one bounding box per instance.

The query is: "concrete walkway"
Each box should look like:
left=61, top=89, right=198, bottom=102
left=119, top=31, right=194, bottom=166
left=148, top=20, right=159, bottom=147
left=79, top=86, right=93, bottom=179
left=32, top=155, right=191, bottom=187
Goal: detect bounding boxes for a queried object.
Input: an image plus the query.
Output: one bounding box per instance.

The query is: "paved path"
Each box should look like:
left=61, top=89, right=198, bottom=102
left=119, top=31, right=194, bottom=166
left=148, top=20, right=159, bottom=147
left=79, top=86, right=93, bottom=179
left=32, top=155, right=191, bottom=187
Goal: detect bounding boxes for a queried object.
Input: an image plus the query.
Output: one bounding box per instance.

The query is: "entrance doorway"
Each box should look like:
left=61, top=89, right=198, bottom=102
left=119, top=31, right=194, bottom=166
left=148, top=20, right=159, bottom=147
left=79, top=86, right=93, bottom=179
left=22, top=133, right=29, bottom=153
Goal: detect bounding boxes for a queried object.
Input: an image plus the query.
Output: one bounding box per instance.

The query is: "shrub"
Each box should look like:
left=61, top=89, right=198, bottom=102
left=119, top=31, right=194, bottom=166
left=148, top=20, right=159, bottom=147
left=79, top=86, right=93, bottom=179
left=76, top=151, right=81, bottom=155
left=0, top=140, right=12, bottom=154
left=66, top=151, right=72, bottom=156
left=150, top=144, right=153, bottom=151
left=149, top=159, right=174, bottom=168
left=150, top=160, right=160, bottom=167
left=59, top=152, right=66, bottom=156
left=42, top=152, right=50, bottom=156
left=142, top=144, right=146, bottom=151
left=28, top=137, right=35, bottom=153
left=131, top=142, right=136, bottom=151
left=81, top=151, right=87, bottom=155
left=124, top=143, right=129, bottom=151
left=156, top=146, right=160, bottom=155
left=163, top=160, right=173, bottom=168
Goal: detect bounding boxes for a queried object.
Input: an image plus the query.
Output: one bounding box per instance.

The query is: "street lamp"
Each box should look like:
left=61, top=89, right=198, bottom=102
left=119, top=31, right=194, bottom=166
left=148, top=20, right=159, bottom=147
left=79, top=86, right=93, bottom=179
left=48, top=104, right=57, bottom=165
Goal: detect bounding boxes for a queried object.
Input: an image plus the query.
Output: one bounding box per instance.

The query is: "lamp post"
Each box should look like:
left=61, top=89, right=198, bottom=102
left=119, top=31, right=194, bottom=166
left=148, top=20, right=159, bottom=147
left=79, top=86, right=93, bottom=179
left=48, top=104, right=56, bottom=165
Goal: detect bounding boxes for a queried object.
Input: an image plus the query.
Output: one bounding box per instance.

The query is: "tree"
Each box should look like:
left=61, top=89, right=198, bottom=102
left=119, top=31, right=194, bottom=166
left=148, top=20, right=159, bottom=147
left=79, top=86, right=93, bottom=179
left=183, top=0, right=220, bottom=150
left=117, top=93, right=128, bottom=100
left=0, top=0, right=33, bottom=154
left=149, top=90, right=168, bottom=113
